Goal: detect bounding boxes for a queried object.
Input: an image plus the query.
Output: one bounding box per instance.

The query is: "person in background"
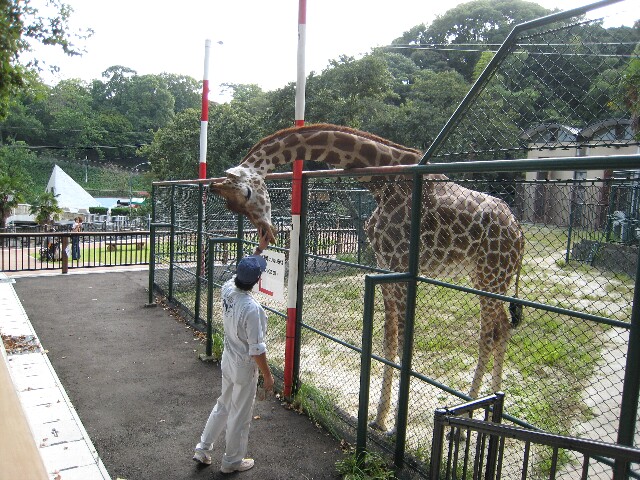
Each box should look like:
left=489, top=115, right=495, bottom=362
left=193, top=233, right=273, bottom=474
left=71, top=216, right=82, bottom=260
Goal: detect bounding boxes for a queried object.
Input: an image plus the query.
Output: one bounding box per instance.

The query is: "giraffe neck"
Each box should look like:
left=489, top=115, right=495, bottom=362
left=240, top=124, right=423, bottom=175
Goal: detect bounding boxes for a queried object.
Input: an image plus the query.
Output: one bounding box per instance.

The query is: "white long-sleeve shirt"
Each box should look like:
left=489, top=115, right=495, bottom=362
left=221, top=279, right=268, bottom=366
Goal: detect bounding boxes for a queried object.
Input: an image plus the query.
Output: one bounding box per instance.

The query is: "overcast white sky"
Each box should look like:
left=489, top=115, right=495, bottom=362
left=30, top=0, right=639, bottom=102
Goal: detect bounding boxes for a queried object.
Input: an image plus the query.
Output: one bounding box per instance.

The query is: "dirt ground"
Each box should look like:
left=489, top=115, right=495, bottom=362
left=13, top=270, right=344, bottom=480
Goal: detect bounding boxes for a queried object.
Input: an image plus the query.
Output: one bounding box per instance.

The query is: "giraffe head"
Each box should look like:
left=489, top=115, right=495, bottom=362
left=210, top=166, right=277, bottom=244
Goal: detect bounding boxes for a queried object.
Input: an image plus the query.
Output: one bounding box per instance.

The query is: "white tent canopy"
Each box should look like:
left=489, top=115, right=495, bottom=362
left=46, top=165, right=101, bottom=212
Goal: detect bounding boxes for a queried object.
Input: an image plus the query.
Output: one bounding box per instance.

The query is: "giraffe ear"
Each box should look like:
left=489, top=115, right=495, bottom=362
left=225, top=166, right=248, bottom=179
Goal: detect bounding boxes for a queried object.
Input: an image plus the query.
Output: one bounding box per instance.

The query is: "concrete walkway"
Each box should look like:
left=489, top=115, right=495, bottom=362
left=1, top=272, right=110, bottom=479
left=1, top=268, right=343, bottom=480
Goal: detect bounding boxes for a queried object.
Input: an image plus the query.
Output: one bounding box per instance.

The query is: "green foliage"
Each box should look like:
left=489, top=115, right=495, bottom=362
left=140, top=108, right=200, bottom=180
left=0, top=142, right=34, bottom=227
left=404, top=0, right=551, bottom=81
left=621, top=44, right=640, bottom=135
left=0, top=0, right=91, bottom=120
left=29, top=191, right=63, bottom=225
left=110, top=207, right=130, bottom=216
left=142, top=101, right=264, bottom=180
left=292, top=382, right=341, bottom=439
left=335, top=450, right=397, bottom=480
left=211, top=332, right=224, bottom=361
left=89, top=206, right=108, bottom=214
left=1, top=0, right=638, bottom=189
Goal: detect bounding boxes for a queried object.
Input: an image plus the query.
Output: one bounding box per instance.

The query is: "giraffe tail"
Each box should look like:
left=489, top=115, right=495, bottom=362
left=509, top=230, right=525, bottom=328
left=509, top=302, right=523, bottom=328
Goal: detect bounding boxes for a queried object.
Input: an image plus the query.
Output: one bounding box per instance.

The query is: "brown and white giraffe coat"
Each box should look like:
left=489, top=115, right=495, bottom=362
left=211, top=124, right=524, bottom=432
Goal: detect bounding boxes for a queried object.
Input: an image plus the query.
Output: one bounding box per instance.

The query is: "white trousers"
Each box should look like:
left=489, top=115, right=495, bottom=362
left=196, top=357, right=258, bottom=468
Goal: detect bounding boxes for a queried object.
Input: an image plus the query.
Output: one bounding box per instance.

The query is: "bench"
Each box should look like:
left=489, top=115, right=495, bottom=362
left=105, top=241, right=146, bottom=251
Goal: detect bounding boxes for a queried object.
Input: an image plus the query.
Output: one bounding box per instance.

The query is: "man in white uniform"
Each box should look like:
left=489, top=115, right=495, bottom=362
left=193, top=238, right=274, bottom=474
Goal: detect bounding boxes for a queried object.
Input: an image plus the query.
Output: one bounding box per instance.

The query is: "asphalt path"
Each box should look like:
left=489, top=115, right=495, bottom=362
left=13, top=270, right=343, bottom=480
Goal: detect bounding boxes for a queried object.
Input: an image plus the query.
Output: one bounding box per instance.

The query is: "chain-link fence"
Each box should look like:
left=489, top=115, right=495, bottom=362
left=150, top=169, right=639, bottom=478
left=150, top=2, right=640, bottom=478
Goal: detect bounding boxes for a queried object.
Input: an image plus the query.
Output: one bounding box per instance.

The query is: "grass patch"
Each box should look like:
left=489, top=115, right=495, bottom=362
left=336, top=450, right=397, bottom=480
left=292, top=382, right=342, bottom=439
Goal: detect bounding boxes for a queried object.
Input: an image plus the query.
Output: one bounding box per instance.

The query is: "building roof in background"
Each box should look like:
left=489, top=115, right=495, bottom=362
left=46, top=165, right=101, bottom=212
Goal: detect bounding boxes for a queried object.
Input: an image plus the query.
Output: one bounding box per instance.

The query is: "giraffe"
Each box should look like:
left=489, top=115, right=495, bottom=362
left=210, top=123, right=525, bottom=432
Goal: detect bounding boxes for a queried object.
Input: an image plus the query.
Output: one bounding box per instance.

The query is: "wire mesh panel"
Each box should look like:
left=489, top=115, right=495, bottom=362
left=148, top=3, right=640, bottom=477
left=150, top=175, right=637, bottom=477
left=295, top=171, right=636, bottom=478
left=425, top=2, right=640, bottom=165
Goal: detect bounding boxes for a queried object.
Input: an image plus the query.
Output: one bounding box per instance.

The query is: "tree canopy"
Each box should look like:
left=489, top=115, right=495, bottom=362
left=1, top=0, right=638, bottom=189
left=0, top=0, right=92, bottom=120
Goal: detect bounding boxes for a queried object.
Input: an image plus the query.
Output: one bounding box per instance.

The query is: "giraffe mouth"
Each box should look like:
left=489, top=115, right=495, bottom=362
left=209, top=182, right=277, bottom=245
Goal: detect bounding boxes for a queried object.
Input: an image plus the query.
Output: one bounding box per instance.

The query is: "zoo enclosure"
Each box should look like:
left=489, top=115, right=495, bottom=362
left=149, top=155, right=640, bottom=478
left=149, top=1, right=640, bottom=477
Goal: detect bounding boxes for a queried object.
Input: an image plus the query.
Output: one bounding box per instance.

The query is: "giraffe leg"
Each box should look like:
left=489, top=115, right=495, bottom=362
left=469, top=298, right=497, bottom=399
left=469, top=335, right=492, bottom=399
left=491, top=305, right=512, bottom=393
left=369, top=284, right=402, bottom=433
left=470, top=298, right=511, bottom=398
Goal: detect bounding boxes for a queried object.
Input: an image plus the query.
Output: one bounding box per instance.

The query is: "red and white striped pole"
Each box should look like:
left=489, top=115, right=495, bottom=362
left=284, top=0, right=307, bottom=398
left=199, top=39, right=211, bottom=179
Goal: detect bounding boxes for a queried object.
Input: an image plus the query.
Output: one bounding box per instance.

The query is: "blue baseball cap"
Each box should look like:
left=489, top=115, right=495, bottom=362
left=236, top=255, right=267, bottom=284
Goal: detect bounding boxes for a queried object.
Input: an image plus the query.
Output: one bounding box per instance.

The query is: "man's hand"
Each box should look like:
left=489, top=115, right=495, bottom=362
left=253, top=352, right=273, bottom=392
left=262, top=371, right=274, bottom=392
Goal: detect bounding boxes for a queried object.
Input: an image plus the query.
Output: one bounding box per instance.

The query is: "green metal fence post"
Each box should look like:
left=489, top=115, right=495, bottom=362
left=146, top=183, right=158, bottom=307
left=394, top=173, right=423, bottom=470
left=168, top=185, right=176, bottom=302
left=356, top=274, right=376, bottom=462
left=203, top=236, right=236, bottom=360
left=206, top=237, right=215, bottom=358
left=615, top=246, right=640, bottom=478
left=147, top=223, right=156, bottom=306
left=357, top=190, right=363, bottom=265
left=236, top=215, right=244, bottom=263
left=194, top=183, right=204, bottom=323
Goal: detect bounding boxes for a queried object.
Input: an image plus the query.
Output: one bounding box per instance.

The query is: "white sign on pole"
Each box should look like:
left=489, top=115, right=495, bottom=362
left=256, top=250, right=286, bottom=302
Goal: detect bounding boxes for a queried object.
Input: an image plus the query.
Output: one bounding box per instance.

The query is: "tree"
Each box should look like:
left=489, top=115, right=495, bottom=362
left=117, top=74, right=175, bottom=133
left=44, top=79, right=97, bottom=157
left=0, top=0, right=91, bottom=119
left=0, top=142, right=33, bottom=228
left=159, top=73, right=201, bottom=113
left=392, top=0, right=550, bottom=80
left=397, top=69, right=470, bottom=150
left=141, top=98, right=264, bottom=181
left=29, top=191, right=63, bottom=226
left=621, top=44, right=640, bottom=135
left=307, top=54, right=394, bottom=127
left=140, top=108, right=200, bottom=180
left=0, top=78, right=49, bottom=144
left=372, top=51, right=419, bottom=105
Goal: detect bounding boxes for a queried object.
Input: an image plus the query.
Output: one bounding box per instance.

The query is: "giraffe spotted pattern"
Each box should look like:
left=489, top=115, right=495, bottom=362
left=210, top=124, right=525, bottom=432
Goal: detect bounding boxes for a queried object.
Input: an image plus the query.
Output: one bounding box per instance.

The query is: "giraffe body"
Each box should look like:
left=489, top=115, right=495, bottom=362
left=210, top=124, right=524, bottom=432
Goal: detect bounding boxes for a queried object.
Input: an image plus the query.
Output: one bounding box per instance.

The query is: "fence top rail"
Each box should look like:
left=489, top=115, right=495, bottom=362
left=153, top=154, right=640, bottom=187
left=0, top=231, right=151, bottom=238
left=445, top=416, right=640, bottom=461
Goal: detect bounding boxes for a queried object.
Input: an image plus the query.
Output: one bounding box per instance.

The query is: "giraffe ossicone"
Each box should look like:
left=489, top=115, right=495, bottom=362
left=210, top=123, right=525, bottom=432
